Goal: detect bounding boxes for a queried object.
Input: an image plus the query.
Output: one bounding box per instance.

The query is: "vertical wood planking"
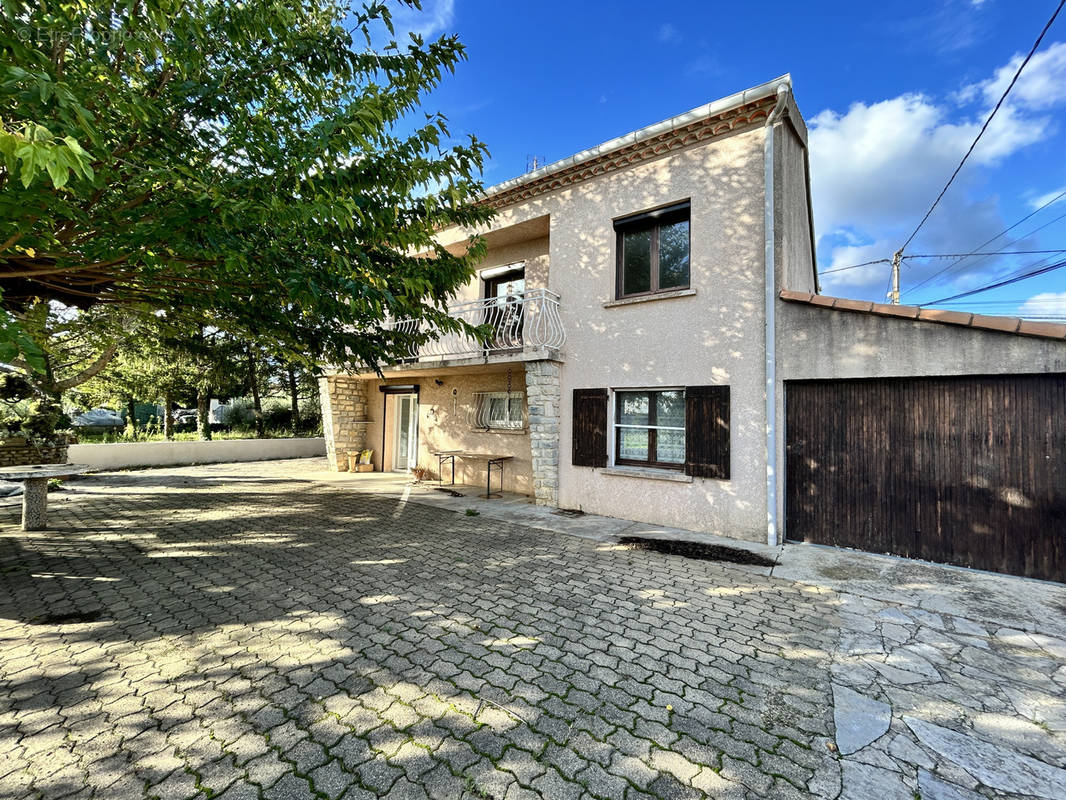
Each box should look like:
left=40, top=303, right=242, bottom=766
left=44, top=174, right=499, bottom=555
left=785, top=374, right=1066, bottom=583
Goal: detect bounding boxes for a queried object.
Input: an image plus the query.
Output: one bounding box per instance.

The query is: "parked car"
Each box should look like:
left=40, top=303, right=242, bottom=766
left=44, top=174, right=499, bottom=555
left=71, top=407, right=125, bottom=429
left=172, top=409, right=198, bottom=430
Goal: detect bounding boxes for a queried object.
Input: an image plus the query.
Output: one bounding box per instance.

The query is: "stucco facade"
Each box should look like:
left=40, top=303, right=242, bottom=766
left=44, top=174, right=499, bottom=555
left=320, top=73, right=1066, bottom=549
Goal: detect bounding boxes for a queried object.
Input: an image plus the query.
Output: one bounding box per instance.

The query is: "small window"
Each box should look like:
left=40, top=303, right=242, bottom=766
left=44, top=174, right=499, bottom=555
left=614, top=389, right=685, bottom=469
left=615, top=202, right=690, bottom=299
left=473, top=392, right=524, bottom=430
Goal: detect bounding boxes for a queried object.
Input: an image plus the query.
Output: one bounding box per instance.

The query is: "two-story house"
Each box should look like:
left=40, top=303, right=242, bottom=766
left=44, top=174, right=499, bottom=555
left=320, top=75, right=1066, bottom=583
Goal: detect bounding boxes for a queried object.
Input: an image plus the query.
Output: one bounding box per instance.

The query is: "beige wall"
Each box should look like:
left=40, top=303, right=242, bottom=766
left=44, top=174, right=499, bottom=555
left=774, top=118, right=817, bottom=295
left=549, top=127, right=769, bottom=539
left=363, top=367, right=534, bottom=494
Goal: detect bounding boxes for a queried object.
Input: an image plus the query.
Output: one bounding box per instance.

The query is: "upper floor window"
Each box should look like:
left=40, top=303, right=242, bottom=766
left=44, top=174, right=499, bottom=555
left=614, top=201, right=690, bottom=299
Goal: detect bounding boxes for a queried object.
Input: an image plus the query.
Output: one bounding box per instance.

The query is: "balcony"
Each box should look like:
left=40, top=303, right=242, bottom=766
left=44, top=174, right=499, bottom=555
left=384, top=288, right=565, bottom=364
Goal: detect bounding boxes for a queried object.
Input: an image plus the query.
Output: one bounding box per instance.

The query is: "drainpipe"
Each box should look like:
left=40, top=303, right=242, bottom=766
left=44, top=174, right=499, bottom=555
left=763, top=83, right=788, bottom=547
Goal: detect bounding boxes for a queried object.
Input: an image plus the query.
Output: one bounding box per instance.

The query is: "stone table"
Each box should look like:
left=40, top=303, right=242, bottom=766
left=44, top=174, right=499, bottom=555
left=0, top=464, right=89, bottom=531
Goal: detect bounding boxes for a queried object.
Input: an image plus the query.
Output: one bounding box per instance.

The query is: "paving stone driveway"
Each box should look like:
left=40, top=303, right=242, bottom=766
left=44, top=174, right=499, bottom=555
left=0, top=461, right=1064, bottom=800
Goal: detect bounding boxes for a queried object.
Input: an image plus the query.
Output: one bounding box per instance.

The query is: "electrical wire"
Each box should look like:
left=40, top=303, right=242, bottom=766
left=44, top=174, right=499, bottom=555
left=906, top=206, right=1066, bottom=296
left=818, top=258, right=892, bottom=275
left=904, top=249, right=1066, bottom=259
left=921, top=257, right=1066, bottom=305
left=897, top=0, right=1066, bottom=254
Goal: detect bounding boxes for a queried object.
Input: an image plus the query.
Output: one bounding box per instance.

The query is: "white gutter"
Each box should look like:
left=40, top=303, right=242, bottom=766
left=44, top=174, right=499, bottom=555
left=763, top=84, right=789, bottom=547
left=483, top=74, right=793, bottom=200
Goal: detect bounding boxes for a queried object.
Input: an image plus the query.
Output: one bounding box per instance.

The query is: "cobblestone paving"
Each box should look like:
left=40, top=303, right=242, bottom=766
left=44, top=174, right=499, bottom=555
left=0, top=462, right=1064, bottom=799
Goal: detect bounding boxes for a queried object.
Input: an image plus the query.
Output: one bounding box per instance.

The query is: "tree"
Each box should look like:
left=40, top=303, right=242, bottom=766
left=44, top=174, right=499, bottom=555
left=73, top=321, right=200, bottom=440
left=1, top=0, right=492, bottom=374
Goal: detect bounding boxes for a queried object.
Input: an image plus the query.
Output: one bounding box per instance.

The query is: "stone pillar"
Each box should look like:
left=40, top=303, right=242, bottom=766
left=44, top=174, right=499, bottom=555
left=318, top=375, right=369, bottom=471
left=525, top=360, right=561, bottom=506
left=22, top=478, right=48, bottom=531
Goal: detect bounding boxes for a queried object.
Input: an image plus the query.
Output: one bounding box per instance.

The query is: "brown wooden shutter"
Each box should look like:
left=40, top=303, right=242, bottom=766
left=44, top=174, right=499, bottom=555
left=685, top=385, right=730, bottom=478
left=572, top=388, right=608, bottom=467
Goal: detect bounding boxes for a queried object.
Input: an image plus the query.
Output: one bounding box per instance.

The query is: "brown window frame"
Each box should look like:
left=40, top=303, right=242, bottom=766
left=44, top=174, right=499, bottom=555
left=614, top=201, right=691, bottom=300
left=614, top=389, right=686, bottom=471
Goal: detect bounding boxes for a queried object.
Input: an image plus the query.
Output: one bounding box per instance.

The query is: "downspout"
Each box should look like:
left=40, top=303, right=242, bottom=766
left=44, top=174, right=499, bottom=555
left=763, top=83, right=788, bottom=547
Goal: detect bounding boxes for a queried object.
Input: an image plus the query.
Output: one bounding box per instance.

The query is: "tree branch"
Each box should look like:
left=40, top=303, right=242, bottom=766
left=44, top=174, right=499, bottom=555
left=54, top=340, right=121, bottom=392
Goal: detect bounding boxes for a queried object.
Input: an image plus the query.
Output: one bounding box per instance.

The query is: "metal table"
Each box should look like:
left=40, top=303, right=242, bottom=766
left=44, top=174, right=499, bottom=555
left=0, top=464, right=90, bottom=531
left=433, top=451, right=514, bottom=499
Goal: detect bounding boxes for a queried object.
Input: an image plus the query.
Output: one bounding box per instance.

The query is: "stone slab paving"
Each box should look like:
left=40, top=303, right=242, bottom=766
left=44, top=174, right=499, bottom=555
left=0, top=459, right=1064, bottom=800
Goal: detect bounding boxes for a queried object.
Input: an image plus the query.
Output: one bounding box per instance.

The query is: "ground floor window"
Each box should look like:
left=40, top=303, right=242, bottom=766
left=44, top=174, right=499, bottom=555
left=615, top=389, right=685, bottom=468
left=473, top=391, right=524, bottom=430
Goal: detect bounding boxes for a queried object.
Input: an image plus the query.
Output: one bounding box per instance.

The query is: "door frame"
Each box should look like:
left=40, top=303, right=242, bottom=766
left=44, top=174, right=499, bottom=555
left=391, top=393, right=419, bottom=472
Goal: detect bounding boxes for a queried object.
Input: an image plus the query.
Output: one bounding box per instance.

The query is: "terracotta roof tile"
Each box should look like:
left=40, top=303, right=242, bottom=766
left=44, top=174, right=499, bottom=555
left=778, top=291, right=1066, bottom=342
left=918, top=308, right=973, bottom=326
left=1017, top=320, right=1066, bottom=339
left=970, top=314, right=1020, bottom=334
left=870, top=302, right=919, bottom=319
left=833, top=298, right=874, bottom=313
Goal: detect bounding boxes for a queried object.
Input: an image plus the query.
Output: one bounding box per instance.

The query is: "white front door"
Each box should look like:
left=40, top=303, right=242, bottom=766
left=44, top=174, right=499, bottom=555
left=393, top=394, right=418, bottom=472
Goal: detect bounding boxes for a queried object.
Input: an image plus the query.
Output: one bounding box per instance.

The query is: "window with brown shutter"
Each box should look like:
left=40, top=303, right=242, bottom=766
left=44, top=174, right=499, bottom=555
left=572, top=388, right=608, bottom=467
left=684, top=385, right=730, bottom=479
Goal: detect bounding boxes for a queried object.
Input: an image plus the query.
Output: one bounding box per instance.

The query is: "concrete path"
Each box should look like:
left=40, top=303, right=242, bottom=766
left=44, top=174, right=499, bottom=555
left=0, top=457, right=1063, bottom=799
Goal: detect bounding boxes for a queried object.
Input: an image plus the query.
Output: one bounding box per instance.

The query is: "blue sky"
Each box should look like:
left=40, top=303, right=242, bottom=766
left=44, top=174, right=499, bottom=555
left=387, top=0, right=1066, bottom=319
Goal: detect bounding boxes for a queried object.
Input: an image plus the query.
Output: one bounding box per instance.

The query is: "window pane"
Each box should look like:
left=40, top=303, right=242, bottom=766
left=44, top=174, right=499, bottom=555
left=657, top=429, right=685, bottom=463
left=488, top=397, right=506, bottom=420
left=659, top=219, right=690, bottom=289
left=508, top=397, right=523, bottom=421
left=656, top=391, right=685, bottom=428
left=619, top=428, right=649, bottom=461
left=618, top=392, right=649, bottom=426
left=622, top=228, right=652, bottom=295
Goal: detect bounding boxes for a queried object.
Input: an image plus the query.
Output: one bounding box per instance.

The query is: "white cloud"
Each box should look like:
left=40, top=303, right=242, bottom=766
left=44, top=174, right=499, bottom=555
left=1029, top=186, right=1066, bottom=209
left=389, top=0, right=455, bottom=40
left=1019, top=291, right=1066, bottom=318
left=809, top=44, right=1066, bottom=299
left=657, top=23, right=681, bottom=44
left=962, top=41, right=1066, bottom=111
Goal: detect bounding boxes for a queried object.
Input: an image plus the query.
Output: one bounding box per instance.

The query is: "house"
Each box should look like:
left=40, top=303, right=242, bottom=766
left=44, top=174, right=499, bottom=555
left=320, top=75, right=1066, bottom=582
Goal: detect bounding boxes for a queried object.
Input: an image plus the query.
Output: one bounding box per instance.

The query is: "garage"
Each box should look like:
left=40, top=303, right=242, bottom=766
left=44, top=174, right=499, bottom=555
left=785, top=374, right=1066, bottom=582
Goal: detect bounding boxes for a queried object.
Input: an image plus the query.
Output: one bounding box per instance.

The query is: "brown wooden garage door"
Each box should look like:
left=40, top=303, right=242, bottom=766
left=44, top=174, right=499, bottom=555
left=785, top=374, right=1066, bottom=582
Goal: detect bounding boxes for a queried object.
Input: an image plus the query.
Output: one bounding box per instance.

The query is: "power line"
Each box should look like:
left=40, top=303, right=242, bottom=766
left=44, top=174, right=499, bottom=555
left=897, top=0, right=1066, bottom=255
left=904, top=248, right=1066, bottom=259
left=906, top=202, right=1066, bottom=296
left=819, top=258, right=891, bottom=275
left=922, top=257, right=1066, bottom=305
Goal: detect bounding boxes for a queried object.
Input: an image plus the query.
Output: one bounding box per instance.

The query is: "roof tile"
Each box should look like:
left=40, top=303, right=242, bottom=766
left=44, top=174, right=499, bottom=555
left=870, top=302, right=919, bottom=319
left=1017, top=320, right=1066, bottom=339
left=918, top=308, right=974, bottom=326
left=777, top=290, right=1066, bottom=342
left=832, top=298, right=874, bottom=313
left=970, top=314, right=1020, bottom=334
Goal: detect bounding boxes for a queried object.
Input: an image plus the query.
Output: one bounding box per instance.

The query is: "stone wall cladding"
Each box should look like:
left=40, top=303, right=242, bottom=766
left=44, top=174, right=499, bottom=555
left=318, top=376, right=368, bottom=471
left=0, top=442, right=68, bottom=467
left=524, top=360, right=561, bottom=506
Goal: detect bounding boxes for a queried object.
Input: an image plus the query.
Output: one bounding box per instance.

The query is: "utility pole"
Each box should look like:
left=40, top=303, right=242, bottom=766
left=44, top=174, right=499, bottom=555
left=889, top=249, right=902, bottom=304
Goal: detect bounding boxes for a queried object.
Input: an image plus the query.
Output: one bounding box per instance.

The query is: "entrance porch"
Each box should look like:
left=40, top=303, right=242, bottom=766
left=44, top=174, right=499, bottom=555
left=319, top=360, right=561, bottom=505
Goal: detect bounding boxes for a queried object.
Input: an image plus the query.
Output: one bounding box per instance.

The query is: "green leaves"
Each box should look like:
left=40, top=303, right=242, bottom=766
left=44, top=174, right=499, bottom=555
left=1, top=0, right=493, bottom=372
left=0, top=121, right=93, bottom=188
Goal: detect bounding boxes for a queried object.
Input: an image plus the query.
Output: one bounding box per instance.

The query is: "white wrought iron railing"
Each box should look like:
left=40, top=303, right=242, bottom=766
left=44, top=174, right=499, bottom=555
left=383, top=288, right=565, bottom=361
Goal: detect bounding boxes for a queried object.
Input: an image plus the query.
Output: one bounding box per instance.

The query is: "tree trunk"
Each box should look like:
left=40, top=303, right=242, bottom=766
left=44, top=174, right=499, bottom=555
left=127, top=398, right=137, bottom=438
left=196, top=388, right=212, bottom=441
left=288, top=365, right=300, bottom=436
left=248, top=349, right=264, bottom=438
left=163, top=391, right=174, bottom=440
